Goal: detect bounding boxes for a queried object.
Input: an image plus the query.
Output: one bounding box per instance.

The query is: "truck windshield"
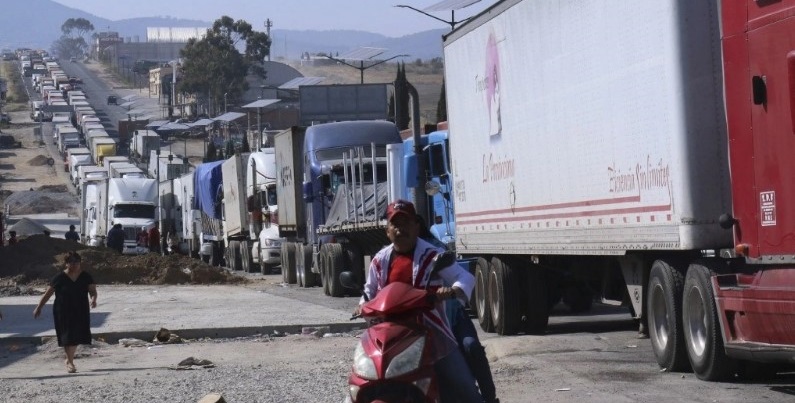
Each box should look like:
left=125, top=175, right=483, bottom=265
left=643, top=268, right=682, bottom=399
left=264, top=185, right=277, bottom=207
left=314, top=146, right=387, bottom=162
left=114, top=204, right=155, bottom=219
left=327, top=163, right=388, bottom=194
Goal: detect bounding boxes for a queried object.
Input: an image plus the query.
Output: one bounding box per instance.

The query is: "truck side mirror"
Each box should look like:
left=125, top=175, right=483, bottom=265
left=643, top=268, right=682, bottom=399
left=403, top=154, right=418, bottom=188
left=426, top=143, right=447, bottom=177
left=320, top=175, right=331, bottom=193
left=302, top=181, right=313, bottom=203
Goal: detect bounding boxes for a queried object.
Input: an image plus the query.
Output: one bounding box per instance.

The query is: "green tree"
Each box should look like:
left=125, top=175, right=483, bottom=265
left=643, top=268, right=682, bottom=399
left=396, top=63, right=411, bottom=131
left=205, top=141, right=217, bottom=162
left=225, top=139, right=235, bottom=157
left=179, top=16, right=271, bottom=115
left=436, top=80, right=447, bottom=123
left=52, top=18, right=95, bottom=59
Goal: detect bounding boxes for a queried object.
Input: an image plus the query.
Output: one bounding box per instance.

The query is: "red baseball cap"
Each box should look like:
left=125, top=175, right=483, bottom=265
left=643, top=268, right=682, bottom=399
left=386, top=199, right=417, bottom=221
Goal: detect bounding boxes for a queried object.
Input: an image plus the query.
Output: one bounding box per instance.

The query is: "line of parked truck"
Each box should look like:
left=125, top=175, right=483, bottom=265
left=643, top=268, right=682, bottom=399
left=272, top=0, right=795, bottom=383
left=28, top=0, right=795, bottom=381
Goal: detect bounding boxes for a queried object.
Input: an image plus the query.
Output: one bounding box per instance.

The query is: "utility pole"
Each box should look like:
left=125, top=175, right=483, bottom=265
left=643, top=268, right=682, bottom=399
left=264, top=19, right=273, bottom=61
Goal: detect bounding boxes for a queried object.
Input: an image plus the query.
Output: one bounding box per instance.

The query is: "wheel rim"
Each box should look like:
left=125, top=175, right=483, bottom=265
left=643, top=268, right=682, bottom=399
left=476, top=268, right=487, bottom=318
left=685, top=285, right=707, bottom=358
left=488, top=268, right=500, bottom=325
left=650, top=282, right=669, bottom=349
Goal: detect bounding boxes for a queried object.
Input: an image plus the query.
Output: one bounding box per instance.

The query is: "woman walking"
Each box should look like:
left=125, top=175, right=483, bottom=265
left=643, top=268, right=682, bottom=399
left=33, top=251, right=97, bottom=373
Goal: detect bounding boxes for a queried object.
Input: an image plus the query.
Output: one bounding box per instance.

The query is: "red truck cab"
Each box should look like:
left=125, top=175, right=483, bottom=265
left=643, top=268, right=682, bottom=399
left=717, top=0, right=795, bottom=362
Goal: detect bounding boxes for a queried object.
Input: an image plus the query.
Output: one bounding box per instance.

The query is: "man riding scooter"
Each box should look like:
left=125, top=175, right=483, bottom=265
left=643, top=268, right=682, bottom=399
left=418, top=216, right=500, bottom=403
left=353, top=200, right=484, bottom=402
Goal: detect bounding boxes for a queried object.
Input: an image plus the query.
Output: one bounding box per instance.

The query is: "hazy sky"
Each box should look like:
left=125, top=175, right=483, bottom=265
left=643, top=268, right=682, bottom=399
left=50, top=0, right=495, bottom=37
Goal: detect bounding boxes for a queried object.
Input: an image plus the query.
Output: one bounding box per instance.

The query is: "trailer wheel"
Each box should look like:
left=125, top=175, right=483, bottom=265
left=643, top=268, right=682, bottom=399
left=474, top=257, right=494, bottom=332
left=319, top=244, right=330, bottom=296
left=228, top=240, right=242, bottom=271
left=297, top=243, right=316, bottom=288
left=327, top=243, right=345, bottom=298
left=209, top=242, right=223, bottom=267
left=343, top=243, right=364, bottom=292
left=647, top=260, right=689, bottom=372
left=296, top=243, right=305, bottom=287
left=488, top=257, right=522, bottom=335
left=281, top=243, right=297, bottom=284
left=241, top=243, right=254, bottom=273
left=562, top=282, right=593, bottom=314
left=523, top=265, right=549, bottom=335
left=683, top=262, right=733, bottom=381
left=304, top=245, right=318, bottom=286
left=260, top=262, right=276, bottom=275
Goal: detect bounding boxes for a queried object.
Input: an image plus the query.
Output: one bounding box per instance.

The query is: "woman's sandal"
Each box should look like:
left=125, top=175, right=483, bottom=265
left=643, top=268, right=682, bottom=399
left=66, top=361, right=76, bottom=373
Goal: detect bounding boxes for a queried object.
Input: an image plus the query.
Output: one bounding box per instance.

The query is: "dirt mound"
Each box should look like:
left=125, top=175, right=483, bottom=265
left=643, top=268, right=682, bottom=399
left=3, top=190, right=78, bottom=215
left=0, top=235, right=246, bottom=286
left=27, top=155, right=51, bottom=166
left=8, top=217, right=50, bottom=237
left=36, top=184, right=69, bottom=192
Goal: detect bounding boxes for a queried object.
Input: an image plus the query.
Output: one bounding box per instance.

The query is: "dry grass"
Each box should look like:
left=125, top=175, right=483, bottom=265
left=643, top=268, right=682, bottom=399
left=290, top=61, right=445, bottom=126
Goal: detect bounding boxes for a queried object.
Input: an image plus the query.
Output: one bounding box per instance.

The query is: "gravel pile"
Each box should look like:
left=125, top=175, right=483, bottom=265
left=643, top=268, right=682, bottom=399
left=2, top=189, right=78, bottom=215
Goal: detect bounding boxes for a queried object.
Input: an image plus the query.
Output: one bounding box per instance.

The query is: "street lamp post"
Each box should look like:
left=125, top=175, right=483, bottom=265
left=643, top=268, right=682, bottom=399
left=168, top=60, right=178, bottom=118
left=224, top=92, right=228, bottom=114
left=324, top=54, right=408, bottom=84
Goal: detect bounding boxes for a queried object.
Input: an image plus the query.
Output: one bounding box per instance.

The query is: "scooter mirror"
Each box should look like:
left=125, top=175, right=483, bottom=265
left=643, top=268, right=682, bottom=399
left=339, top=271, right=358, bottom=290
left=430, top=251, right=456, bottom=274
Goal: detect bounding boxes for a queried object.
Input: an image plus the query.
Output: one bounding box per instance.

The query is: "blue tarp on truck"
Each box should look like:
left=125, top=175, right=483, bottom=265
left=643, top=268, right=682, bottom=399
left=192, top=160, right=224, bottom=219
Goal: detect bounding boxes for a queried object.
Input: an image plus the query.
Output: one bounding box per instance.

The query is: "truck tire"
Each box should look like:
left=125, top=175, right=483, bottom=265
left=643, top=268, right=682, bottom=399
left=343, top=243, right=364, bottom=290
left=296, top=243, right=317, bottom=287
left=327, top=243, right=345, bottom=298
left=523, top=265, right=549, bottom=335
left=228, top=240, right=242, bottom=271
left=562, top=282, right=593, bottom=314
left=647, top=259, right=689, bottom=372
left=241, top=243, right=255, bottom=273
left=209, top=242, right=223, bottom=267
left=303, top=245, right=318, bottom=286
left=683, top=262, right=733, bottom=381
left=296, top=243, right=305, bottom=287
left=488, top=257, right=522, bottom=335
left=260, top=261, right=276, bottom=275
left=319, top=244, right=330, bottom=296
left=474, top=257, right=494, bottom=332
left=281, top=243, right=297, bottom=284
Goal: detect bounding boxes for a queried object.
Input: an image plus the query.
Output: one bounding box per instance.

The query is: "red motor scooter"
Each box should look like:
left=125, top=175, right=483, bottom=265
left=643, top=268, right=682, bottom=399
left=341, top=251, right=456, bottom=403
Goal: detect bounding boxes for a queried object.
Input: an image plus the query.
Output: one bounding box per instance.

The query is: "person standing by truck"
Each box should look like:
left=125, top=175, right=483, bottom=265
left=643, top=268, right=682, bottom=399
left=64, top=225, right=79, bottom=242
left=136, top=227, right=149, bottom=250
left=147, top=223, right=161, bottom=255
left=106, top=224, right=124, bottom=254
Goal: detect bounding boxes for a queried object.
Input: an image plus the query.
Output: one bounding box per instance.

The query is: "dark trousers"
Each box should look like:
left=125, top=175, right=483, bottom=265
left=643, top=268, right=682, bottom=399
left=452, top=305, right=497, bottom=402
left=436, top=347, right=483, bottom=403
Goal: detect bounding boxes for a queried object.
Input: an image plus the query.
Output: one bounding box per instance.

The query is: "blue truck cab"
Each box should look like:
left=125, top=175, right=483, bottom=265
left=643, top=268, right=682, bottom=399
left=401, top=130, right=456, bottom=250
left=278, top=120, right=402, bottom=290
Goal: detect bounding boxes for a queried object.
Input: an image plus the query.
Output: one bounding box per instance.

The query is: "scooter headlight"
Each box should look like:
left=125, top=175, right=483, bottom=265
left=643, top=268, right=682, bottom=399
left=353, top=343, right=378, bottom=380
left=385, top=337, right=425, bottom=379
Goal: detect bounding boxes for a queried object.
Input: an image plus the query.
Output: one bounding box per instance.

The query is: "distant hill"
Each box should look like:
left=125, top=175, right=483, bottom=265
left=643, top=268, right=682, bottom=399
left=0, top=0, right=445, bottom=60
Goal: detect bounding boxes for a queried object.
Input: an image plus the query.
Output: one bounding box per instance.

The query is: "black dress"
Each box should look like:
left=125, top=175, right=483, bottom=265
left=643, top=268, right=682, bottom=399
left=50, top=271, right=94, bottom=346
